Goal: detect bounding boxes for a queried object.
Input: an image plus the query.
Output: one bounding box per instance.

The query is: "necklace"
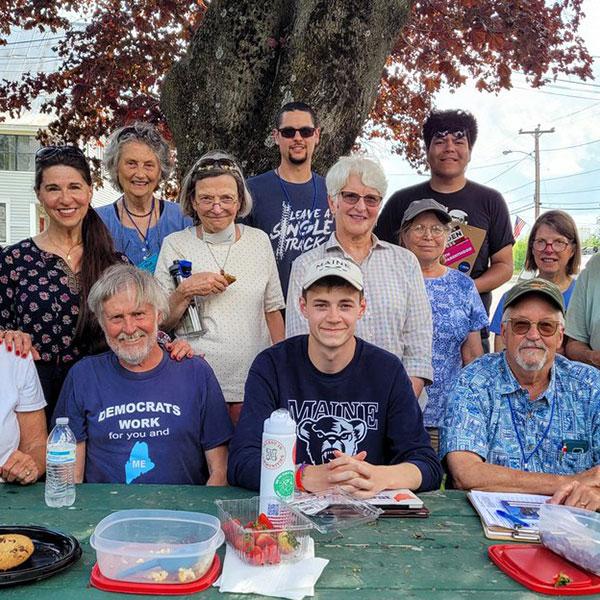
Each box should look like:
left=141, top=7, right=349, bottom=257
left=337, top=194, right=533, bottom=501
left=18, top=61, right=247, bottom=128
left=46, top=234, right=83, bottom=264
left=121, top=195, right=156, bottom=257
left=122, top=198, right=155, bottom=218
left=201, top=225, right=235, bottom=276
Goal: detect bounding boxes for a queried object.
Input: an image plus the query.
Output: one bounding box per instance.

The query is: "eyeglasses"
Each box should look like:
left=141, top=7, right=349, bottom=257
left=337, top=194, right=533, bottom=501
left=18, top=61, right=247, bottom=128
left=503, top=318, right=561, bottom=337
left=432, top=130, right=468, bottom=143
left=408, top=224, right=449, bottom=238
left=195, top=195, right=238, bottom=208
left=277, top=127, right=316, bottom=139
left=533, top=238, right=572, bottom=253
left=35, top=145, right=86, bottom=162
left=338, top=191, right=382, bottom=208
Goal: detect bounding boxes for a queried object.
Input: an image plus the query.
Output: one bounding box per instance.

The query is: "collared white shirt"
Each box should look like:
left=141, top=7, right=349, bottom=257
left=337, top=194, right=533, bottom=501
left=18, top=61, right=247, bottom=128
left=286, top=232, right=433, bottom=382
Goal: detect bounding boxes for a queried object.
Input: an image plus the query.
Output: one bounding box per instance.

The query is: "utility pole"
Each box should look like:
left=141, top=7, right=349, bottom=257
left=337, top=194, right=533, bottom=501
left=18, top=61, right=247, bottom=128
left=518, top=125, right=555, bottom=219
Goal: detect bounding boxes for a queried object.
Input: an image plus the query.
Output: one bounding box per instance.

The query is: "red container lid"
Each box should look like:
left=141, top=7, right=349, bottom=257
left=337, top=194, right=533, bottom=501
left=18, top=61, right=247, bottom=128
left=489, top=544, right=600, bottom=595
left=89, top=555, right=220, bottom=596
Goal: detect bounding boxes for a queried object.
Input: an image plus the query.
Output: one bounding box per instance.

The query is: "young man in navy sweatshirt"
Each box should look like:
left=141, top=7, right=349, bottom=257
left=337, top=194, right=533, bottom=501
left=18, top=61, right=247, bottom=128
left=227, top=257, right=441, bottom=497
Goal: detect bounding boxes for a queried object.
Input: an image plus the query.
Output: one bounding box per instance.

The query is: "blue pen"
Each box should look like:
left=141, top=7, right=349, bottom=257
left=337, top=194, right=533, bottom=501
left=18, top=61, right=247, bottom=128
left=496, top=509, right=530, bottom=528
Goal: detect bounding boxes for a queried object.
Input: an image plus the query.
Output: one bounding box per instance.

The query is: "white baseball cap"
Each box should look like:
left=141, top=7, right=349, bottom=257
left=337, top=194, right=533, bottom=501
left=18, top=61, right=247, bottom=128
left=302, top=257, right=363, bottom=291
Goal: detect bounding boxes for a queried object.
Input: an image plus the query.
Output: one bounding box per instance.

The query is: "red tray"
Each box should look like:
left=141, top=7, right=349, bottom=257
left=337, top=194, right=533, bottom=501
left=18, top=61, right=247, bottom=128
left=489, top=544, right=600, bottom=595
left=90, top=554, right=220, bottom=596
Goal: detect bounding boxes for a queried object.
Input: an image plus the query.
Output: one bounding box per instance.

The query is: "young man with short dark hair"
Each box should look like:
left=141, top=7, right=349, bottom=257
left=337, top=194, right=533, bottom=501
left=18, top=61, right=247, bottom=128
left=228, top=257, right=442, bottom=497
left=375, top=109, right=514, bottom=351
left=245, top=102, right=334, bottom=299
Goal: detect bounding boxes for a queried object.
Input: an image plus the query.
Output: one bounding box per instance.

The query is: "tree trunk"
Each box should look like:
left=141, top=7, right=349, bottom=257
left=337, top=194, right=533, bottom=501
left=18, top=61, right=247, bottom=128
left=161, top=0, right=412, bottom=178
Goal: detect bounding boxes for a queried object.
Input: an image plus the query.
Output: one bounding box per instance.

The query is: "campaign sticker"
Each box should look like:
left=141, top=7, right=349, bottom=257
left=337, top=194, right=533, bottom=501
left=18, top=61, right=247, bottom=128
left=458, top=261, right=471, bottom=273
left=444, top=238, right=476, bottom=264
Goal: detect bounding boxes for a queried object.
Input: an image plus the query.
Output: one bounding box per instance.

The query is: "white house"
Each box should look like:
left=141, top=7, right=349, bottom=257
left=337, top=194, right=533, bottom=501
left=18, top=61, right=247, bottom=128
left=0, top=27, right=118, bottom=247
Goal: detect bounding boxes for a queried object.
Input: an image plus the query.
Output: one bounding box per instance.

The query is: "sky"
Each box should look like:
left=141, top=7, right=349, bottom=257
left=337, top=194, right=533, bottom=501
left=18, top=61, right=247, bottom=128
left=375, top=0, right=600, bottom=239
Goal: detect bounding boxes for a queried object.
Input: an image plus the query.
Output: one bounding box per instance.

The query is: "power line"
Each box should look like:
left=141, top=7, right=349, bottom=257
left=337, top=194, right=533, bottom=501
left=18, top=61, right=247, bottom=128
left=0, top=35, right=65, bottom=46
left=542, top=138, right=600, bottom=152
left=502, top=180, right=534, bottom=194
left=484, top=155, right=530, bottom=184
left=513, top=85, right=600, bottom=102
left=542, top=187, right=600, bottom=195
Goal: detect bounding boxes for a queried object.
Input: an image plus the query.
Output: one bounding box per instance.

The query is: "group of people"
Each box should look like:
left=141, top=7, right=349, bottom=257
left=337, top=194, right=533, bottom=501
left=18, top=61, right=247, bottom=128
left=1, top=102, right=599, bottom=512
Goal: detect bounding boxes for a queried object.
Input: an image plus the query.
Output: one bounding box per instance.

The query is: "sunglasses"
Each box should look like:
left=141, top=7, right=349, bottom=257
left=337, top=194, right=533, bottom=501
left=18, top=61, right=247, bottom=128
left=277, top=127, right=316, bottom=139
left=432, top=130, right=468, bottom=143
left=339, top=191, right=382, bottom=208
left=193, top=157, right=239, bottom=173
left=504, top=318, right=561, bottom=337
left=35, top=145, right=86, bottom=162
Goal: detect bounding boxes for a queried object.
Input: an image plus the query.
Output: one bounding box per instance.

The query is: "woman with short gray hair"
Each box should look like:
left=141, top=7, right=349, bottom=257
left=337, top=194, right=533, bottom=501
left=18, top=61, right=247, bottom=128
left=155, top=151, right=284, bottom=424
left=96, top=122, right=192, bottom=272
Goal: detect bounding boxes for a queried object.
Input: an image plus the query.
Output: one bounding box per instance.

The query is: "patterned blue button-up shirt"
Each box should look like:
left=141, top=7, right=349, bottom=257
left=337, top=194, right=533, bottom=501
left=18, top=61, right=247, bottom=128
left=441, top=353, right=600, bottom=474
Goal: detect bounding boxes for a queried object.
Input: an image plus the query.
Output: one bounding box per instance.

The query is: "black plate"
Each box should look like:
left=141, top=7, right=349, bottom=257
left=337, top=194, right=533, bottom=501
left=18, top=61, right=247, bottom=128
left=0, top=525, right=82, bottom=587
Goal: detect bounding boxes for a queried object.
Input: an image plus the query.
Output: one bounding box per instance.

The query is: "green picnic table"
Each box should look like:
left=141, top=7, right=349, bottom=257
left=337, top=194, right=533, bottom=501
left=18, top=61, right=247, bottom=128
left=0, top=485, right=554, bottom=599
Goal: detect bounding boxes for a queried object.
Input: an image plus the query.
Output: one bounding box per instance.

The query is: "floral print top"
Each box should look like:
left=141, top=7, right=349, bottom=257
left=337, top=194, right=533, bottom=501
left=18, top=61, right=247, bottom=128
left=0, top=238, right=126, bottom=365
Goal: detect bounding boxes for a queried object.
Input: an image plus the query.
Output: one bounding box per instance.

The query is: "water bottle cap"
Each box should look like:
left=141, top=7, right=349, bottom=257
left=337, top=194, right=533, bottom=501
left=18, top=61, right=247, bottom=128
left=263, top=408, right=296, bottom=434
left=56, top=417, right=69, bottom=425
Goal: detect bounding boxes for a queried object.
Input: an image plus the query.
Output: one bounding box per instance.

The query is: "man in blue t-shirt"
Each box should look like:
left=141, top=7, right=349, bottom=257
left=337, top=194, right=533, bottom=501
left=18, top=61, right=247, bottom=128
left=53, top=264, right=233, bottom=485
left=245, top=102, right=334, bottom=298
left=228, top=257, right=442, bottom=496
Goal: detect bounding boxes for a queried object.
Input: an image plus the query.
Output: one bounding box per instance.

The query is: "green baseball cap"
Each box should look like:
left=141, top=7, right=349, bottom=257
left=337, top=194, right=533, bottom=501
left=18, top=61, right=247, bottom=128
left=504, top=278, right=565, bottom=314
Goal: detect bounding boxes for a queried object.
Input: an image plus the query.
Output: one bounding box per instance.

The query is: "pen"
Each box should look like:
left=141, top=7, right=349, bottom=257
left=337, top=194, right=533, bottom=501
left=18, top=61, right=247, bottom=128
left=496, top=509, right=530, bottom=528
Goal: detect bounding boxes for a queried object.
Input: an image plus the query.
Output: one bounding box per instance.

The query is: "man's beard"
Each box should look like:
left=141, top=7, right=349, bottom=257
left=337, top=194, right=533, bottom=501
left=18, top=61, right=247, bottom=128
left=108, top=327, right=157, bottom=366
left=514, top=341, right=549, bottom=372
left=288, top=149, right=308, bottom=165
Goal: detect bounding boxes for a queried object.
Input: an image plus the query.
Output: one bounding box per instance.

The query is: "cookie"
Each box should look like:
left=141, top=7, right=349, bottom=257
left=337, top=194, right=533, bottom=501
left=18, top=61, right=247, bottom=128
left=0, top=533, right=35, bottom=571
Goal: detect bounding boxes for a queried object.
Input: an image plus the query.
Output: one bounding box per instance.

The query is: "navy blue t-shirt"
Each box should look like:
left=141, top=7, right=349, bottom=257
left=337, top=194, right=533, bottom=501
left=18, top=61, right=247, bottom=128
left=245, top=170, right=333, bottom=298
left=54, top=351, right=233, bottom=484
left=227, top=336, right=442, bottom=492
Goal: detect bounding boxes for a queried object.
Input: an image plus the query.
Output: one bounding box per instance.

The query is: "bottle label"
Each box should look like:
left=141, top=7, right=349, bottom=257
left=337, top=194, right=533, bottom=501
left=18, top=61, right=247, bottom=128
left=48, top=449, right=76, bottom=463
left=262, top=439, right=286, bottom=470
left=274, top=470, right=295, bottom=498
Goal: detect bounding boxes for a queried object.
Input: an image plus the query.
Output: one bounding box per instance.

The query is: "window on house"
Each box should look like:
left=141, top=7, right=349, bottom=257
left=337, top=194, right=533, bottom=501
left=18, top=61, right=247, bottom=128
left=0, top=134, right=37, bottom=171
left=0, top=202, right=6, bottom=243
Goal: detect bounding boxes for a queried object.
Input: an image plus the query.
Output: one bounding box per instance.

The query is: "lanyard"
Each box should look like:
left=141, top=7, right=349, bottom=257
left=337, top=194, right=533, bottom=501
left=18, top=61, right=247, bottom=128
left=122, top=196, right=156, bottom=257
left=506, top=391, right=555, bottom=471
left=275, top=170, right=318, bottom=215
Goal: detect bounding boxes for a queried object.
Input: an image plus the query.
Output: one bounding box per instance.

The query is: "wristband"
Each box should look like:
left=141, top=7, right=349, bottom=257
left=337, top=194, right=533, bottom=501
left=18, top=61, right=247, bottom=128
left=295, top=462, right=307, bottom=492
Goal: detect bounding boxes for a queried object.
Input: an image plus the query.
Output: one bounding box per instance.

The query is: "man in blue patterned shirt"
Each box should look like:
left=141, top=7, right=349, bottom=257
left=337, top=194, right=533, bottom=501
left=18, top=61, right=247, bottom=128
left=442, top=278, right=600, bottom=510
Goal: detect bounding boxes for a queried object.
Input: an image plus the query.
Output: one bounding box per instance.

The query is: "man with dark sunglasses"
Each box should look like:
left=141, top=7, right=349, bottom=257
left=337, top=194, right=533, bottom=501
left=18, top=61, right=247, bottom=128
left=441, top=278, right=600, bottom=510
left=375, top=109, right=514, bottom=352
left=245, top=102, right=333, bottom=300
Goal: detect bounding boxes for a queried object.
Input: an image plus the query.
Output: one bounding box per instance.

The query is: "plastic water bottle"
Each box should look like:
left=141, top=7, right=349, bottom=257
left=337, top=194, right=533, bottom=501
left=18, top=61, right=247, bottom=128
left=259, top=409, right=296, bottom=517
left=45, top=417, right=77, bottom=507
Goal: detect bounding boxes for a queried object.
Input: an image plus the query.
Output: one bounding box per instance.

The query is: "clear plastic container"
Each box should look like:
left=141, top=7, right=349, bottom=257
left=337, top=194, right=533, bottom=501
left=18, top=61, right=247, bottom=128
left=540, top=503, right=600, bottom=575
left=90, top=509, right=224, bottom=584
left=215, top=496, right=314, bottom=566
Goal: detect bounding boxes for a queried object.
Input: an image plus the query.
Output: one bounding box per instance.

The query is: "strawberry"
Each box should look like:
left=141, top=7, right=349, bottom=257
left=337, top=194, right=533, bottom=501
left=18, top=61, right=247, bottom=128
left=247, top=546, right=264, bottom=566
left=255, top=532, right=276, bottom=548
left=263, top=541, right=281, bottom=565
left=257, top=513, right=275, bottom=529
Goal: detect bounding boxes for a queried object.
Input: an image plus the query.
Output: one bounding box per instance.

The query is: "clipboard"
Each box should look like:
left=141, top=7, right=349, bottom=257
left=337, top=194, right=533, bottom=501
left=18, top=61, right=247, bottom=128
left=468, top=491, right=547, bottom=542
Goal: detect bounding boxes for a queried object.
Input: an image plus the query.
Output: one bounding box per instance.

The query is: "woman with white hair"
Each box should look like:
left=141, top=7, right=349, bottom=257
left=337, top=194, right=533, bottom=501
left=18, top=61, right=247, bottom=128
left=97, top=122, right=192, bottom=272
left=155, top=151, right=285, bottom=424
left=286, top=155, right=434, bottom=399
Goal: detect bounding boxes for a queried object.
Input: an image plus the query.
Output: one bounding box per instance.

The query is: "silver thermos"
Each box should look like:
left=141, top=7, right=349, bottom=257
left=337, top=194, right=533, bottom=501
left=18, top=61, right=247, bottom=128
left=169, top=260, right=207, bottom=338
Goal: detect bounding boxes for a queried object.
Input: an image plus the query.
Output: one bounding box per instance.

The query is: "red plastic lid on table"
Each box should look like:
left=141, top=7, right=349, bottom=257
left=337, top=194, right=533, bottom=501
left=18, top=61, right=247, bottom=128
left=89, top=554, right=221, bottom=596
left=489, top=544, right=600, bottom=595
